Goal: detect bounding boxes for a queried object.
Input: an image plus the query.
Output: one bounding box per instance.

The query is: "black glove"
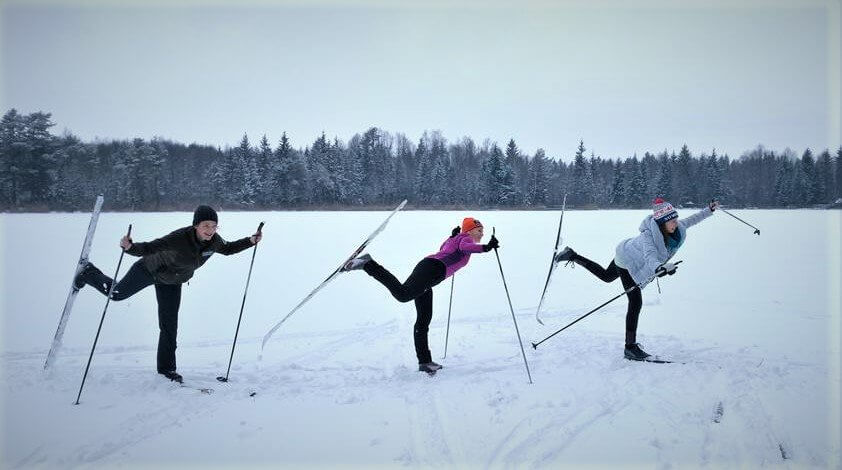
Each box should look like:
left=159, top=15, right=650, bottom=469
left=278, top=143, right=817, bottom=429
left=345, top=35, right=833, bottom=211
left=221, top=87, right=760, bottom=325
left=656, top=262, right=678, bottom=277
left=709, top=199, right=719, bottom=212
left=451, top=226, right=460, bottom=237
left=483, top=235, right=500, bottom=252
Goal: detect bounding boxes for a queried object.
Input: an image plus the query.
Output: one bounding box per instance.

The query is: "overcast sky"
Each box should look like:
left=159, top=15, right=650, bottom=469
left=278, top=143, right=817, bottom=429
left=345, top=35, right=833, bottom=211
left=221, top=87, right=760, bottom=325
left=1, top=0, right=839, bottom=160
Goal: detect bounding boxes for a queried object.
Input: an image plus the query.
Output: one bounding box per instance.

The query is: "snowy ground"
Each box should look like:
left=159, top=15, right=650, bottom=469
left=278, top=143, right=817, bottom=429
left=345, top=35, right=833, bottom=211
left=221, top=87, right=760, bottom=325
left=2, top=208, right=840, bottom=468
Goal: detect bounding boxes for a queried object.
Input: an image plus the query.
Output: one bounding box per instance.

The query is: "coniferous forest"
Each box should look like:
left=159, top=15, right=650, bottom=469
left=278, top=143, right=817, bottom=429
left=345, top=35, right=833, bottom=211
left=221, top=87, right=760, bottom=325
left=1, top=109, right=840, bottom=212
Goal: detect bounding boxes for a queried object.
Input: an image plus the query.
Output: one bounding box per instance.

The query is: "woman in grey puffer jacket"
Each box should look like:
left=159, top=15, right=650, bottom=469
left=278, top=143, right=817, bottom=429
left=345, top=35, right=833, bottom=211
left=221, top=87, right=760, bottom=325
left=555, top=198, right=719, bottom=361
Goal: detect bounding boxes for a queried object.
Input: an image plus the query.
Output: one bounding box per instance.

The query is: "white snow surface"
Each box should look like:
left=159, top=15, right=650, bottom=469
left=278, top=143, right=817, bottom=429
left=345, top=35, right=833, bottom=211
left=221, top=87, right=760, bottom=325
left=2, top=209, right=840, bottom=469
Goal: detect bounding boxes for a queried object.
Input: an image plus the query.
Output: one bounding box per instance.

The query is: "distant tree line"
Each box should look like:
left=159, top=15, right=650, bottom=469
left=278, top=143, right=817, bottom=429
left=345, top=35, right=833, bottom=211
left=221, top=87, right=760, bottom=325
left=1, top=109, right=840, bottom=212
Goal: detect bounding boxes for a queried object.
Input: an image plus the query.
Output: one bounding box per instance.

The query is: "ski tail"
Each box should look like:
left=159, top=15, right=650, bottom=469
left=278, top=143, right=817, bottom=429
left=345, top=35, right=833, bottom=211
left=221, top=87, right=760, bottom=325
left=260, top=199, right=407, bottom=353
left=536, top=194, right=566, bottom=325
left=45, top=195, right=104, bottom=370
left=535, top=257, right=556, bottom=325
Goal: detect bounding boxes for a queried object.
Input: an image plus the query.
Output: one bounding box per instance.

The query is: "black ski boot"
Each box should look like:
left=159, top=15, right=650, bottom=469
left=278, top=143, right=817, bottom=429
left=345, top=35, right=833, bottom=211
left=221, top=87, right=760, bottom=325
left=342, top=253, right=372, bottom=272
left=74, top=261, right=104, bottom=290
left=159, top=370, right=183, bottom=384
left=554, top=246, right=577, bottom=266
left=418, top=362, right=443, bottom=376
left=624, top=343, right=652, bottom=361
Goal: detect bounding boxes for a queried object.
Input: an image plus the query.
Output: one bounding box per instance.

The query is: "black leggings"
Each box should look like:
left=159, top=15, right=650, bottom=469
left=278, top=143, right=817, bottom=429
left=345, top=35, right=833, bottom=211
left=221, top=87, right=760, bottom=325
left=363, top=257, right=447, bottom=364
left=573, top=255, right=643, bottom=344
left=83, top=259, right=182, bottom=372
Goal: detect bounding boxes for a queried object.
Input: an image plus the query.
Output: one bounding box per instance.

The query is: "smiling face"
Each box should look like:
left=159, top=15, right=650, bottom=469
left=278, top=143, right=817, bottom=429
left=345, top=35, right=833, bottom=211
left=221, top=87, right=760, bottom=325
left=194, top=220, right=218, bottom=241
left=467, top=225, right=484, bottom=243
left=662, top=219, right=678, bottom=234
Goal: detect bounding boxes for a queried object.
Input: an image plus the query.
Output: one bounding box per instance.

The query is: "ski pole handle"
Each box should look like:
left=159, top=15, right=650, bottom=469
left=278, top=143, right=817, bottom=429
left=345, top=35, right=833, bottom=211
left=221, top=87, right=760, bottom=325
left=251, top=222, right=265, bottom=245
left=124, top=225, right=132, bottom=249
left=493, top=226, right=498, bottom=250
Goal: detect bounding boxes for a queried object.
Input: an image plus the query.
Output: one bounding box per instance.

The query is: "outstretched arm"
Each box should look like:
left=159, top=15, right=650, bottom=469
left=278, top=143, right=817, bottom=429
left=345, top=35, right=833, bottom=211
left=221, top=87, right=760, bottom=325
left=124, top=230, right=181, bottom=257
left=216, top=235, right=256, bottom=255
left=681, top=200, right=718, bottom=229
left=458, top=236, right=489, bottom=253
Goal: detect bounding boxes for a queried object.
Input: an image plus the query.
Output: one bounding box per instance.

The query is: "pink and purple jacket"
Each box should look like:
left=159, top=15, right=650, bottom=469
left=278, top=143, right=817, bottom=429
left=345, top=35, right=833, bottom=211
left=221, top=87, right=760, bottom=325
left=426, top=232, right=486, bottom=279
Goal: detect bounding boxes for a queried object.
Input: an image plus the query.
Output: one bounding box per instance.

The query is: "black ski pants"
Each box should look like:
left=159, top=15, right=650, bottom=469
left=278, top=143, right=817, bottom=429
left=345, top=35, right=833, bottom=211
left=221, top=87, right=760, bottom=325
left=83, top=260, right=182, bottom=373
left=573, top=254, right=643, bottom=345
left=363, top=257, right=447, bottom=364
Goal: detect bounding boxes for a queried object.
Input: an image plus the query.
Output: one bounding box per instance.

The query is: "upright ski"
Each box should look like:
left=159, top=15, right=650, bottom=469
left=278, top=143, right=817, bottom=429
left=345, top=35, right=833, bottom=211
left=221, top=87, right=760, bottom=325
left=260, top=200, right=408, bottom=354
left=536, top=193, right=567, bottom=325
left=44, top=195, right=105, bottom=370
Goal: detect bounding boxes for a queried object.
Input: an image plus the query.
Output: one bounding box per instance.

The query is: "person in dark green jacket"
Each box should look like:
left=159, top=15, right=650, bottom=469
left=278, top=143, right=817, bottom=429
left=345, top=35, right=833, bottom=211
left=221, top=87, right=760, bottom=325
left=75, top=205, right=262, bottom=383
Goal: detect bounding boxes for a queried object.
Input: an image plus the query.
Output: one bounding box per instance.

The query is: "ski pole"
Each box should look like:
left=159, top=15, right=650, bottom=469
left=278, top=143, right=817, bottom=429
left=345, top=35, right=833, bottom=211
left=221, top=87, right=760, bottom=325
left=720, top=207, right=760, bottom=235
left=218, top=221, right=264, bottom=383
left=443, top=275, right=454, bottom=359
left=74, top=224, right=131, bottom=405
left=532, top=261, right=682, bottom=349
left=492, top=227, right=533, bottom=384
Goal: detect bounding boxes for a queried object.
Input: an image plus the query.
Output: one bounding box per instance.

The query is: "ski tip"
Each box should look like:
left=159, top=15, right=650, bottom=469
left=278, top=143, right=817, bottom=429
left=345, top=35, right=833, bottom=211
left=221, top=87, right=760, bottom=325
left=536, top=317, right=544, bottom=326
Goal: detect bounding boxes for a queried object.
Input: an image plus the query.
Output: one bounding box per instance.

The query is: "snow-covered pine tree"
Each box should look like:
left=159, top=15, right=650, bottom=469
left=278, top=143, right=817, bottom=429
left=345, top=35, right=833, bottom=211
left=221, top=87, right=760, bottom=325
left=623, top=156, right=646, bottom=208
left=526, top=148, right=549, bottom=206
left=609, top=159, right=626, bottom=207
left=673, top=144, right=697, bottom=206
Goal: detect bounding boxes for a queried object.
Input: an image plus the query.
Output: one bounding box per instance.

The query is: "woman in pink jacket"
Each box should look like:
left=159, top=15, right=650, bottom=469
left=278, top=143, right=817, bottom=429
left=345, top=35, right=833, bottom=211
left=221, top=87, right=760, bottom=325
left=343, top=217, right=499, bottom=375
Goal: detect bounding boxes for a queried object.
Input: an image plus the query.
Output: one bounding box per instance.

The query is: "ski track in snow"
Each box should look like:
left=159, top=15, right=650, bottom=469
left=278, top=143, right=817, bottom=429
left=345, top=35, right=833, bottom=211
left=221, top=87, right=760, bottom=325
left=403, top=381, right=455, bottom=467
left=67, top=393, right=211, bottom=465
left=3, top=313, right=836, bottom=468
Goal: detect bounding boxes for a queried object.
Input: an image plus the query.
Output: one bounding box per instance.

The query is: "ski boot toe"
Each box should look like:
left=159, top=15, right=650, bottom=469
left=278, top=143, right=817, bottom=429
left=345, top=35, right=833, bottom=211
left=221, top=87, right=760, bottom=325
left=418, top=362, right=442, bottom=375
left=159, top=370, right=183, bottom=383
left=624, top=343, right=652, bottom=361
left=342, top=253, right=372, bottom=272
left=554, top=246, right=577, bottom=265
left=73, top=262, right=92, bottom=290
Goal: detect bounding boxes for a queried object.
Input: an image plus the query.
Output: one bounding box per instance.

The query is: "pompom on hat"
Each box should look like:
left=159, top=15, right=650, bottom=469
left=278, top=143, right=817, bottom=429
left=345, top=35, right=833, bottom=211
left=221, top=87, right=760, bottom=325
left=652, top=198, right=678, bottom=225
left=461, top=217, right=483, bottom=233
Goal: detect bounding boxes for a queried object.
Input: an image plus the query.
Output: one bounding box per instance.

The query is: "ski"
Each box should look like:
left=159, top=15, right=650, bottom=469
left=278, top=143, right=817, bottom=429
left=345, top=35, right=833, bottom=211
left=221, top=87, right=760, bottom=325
left=629, top=356, right=682, bottom=364
left=536, top=193, right=567, bottom=325
left=260, top=199, right=408, bottom=353
left=179, top=384, right=214, bottom=394
left=643, top=358, right=677, bottom=364
left=167, top=375, right=214, bottom=394
left=44, top=195, right=105, bottom=370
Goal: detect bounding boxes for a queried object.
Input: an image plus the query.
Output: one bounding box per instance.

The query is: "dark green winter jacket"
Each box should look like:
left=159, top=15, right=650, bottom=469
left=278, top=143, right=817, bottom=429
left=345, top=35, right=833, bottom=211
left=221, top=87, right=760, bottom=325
left=126, top=226, right=253, bottom=284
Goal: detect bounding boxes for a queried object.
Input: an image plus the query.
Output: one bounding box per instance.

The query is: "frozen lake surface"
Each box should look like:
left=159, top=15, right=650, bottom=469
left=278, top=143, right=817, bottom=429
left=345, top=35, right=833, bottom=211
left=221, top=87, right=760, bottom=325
left=2, top=209, right=840, bottom=468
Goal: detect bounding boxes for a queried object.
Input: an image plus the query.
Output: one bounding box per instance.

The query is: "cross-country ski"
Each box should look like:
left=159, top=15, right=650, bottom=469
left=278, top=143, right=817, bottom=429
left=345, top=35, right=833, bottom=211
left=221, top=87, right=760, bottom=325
left=535, top=193, right=567, bottom=325
left=260, top=200, right=408, bottom=354
left=44, top=195, right=104, bottom=370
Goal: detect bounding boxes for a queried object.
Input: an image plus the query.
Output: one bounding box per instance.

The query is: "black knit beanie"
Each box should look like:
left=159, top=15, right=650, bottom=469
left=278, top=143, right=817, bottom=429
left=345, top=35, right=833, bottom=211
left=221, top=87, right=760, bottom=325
left=192, top=205, right=218, bottom=226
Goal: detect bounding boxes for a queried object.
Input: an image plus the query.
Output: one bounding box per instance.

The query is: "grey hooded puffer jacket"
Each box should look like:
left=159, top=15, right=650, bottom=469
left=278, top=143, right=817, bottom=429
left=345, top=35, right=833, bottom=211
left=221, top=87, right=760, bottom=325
left=614, top=207, right=713, bottom=286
